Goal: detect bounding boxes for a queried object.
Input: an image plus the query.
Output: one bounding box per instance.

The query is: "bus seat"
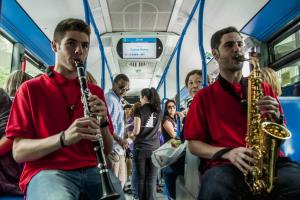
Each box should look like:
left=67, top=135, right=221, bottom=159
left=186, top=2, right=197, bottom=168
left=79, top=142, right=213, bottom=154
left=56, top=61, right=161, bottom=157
left=293, top=83, right=300, bottom=96
left=176, top=146, right=200, bottom=200
left=279, top=97, right=300, bottom=163
left=0, top=196, right=23, bottom=200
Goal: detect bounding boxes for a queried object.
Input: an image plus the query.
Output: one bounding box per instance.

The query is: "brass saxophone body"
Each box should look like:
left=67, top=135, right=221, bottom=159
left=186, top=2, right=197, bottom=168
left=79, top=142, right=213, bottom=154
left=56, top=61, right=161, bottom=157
left=75, top=60, right=120, bottom=200
left=236, top=54, right=291, bottom=194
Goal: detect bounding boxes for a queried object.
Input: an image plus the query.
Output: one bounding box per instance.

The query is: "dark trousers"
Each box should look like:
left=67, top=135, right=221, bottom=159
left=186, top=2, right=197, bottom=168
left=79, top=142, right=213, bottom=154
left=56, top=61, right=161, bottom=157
left=163, top=155, right=185, bottom=199
left=134, top=149, right=158, bottom=200
left=198, top=159, right=300, bottom=200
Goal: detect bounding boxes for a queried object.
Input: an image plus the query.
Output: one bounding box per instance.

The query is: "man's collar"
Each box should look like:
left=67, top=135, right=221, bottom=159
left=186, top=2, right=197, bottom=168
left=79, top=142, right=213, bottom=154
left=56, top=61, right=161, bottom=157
left=48, top=66, right=79, bottom=85
left=109, top=89, right=121, bottom=101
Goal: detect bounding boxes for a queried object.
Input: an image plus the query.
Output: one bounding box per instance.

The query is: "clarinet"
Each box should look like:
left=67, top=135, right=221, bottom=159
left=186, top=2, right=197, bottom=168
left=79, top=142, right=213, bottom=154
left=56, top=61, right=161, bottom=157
left=75, top=60, right=120, bottom=200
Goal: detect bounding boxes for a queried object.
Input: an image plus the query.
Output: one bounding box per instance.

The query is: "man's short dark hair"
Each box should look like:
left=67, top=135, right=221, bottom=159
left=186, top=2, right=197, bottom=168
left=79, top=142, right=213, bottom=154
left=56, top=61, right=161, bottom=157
left=113, top=74, right=129, bottom=84
left=54, top=18, right=91, bottom=43
left=185, top=69, right=203, bottom=87
left=210, top=26, right=240, bottom=50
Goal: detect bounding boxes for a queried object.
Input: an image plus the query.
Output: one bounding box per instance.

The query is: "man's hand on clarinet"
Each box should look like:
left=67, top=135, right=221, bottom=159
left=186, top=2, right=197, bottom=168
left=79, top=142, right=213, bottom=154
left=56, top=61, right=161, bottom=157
left=63, top=117, right=101, bottom=146
left=88, top=94, right=108, bottom=124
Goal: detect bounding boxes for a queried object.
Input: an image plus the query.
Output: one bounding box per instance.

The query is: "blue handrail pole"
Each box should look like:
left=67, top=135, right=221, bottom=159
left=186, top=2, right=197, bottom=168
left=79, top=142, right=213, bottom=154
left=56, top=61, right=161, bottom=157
left=163, top=79, right=167, bottom=100
left=176, top=49, right=181, bottom=137
left=198, top=0, right=208, bottom=88
left=86, top=3, right=106, bottom=88
left=161, top=97, right=168, bottom=115
left=104, top=58, right=114, bottom=84
left=82, top=0, right=90, bottom=26
left=101, top=53, right=105, bottom=89
left=175, top=0, right=202, bottom=137
left=163, top=79, right=167, bottom=111
left=156, top=45, right=179, bottom=91
left=156, top=0, right=202, bottom=91
left=84, top=0, right=114, bottom=88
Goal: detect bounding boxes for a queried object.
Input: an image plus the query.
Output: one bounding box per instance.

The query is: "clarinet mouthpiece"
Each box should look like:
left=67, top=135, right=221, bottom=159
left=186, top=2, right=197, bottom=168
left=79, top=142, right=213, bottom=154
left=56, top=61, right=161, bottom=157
left=74, top=59, right=83, bottom=67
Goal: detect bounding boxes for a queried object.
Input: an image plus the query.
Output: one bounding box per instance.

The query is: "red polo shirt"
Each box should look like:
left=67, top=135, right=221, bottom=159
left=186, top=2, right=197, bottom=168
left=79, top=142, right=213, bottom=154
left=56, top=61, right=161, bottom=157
left=6, top=67, right=113, bottom=192
left=184, top=79, right=283, bottom=170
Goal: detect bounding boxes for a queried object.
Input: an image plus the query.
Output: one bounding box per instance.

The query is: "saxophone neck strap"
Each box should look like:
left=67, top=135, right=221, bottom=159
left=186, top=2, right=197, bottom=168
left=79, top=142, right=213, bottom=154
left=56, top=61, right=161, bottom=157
left=217, top=74, right=247, bottom=110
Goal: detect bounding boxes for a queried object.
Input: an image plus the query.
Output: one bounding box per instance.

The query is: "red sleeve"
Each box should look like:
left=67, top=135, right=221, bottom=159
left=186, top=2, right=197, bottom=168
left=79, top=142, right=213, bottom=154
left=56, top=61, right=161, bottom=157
left=183, top=90, right=209, bottom=141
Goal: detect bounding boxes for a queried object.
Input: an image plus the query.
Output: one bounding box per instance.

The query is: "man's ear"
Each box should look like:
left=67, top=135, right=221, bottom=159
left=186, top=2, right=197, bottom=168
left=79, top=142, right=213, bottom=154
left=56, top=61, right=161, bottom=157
left=212, top=48, right=219, bottom=60
left=51, top=41, right=58, bottom=52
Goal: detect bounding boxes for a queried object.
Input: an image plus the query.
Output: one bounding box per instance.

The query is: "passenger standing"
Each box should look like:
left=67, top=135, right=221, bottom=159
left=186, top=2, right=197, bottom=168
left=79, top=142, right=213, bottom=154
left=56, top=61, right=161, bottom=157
left=130, top=102, right=142, bottom=200
left=184, top=26, right=300, bottom=200
left=6, top=18, right=124, bottom=200
left=123, top=104, right=133, bottom=193
left=105, top=74, right=130, bottom=189
left=132, top=88, right=162, bottom=200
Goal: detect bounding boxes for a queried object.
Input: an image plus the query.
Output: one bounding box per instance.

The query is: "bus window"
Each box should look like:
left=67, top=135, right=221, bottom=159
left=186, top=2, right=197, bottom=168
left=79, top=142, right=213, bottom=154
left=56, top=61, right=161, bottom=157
left=0, top=33, right=13, bottom=87
left=273, top=28, right=300, bottom=61
left=276, top=58, right=300, bottom=87
left=270, top=21, right=300, bottom=63
left=23, top=52, right=46, bottom=77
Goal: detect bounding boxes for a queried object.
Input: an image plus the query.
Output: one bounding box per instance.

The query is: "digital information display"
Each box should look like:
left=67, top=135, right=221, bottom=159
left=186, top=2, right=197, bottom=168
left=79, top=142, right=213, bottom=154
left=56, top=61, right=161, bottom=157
left=122, top=38, right=157, bottom=59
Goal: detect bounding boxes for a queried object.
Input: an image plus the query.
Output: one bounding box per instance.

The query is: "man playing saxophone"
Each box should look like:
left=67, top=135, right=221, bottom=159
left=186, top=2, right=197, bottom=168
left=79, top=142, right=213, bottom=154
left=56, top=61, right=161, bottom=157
left=6, top=18, right=125, bottom=200
left=184, top=26, right=300, bottom=200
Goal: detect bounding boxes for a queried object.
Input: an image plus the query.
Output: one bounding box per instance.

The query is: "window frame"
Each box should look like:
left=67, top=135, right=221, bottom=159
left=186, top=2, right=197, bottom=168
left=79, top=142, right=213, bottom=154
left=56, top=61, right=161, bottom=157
left=268, top=18, right=300, bottom=70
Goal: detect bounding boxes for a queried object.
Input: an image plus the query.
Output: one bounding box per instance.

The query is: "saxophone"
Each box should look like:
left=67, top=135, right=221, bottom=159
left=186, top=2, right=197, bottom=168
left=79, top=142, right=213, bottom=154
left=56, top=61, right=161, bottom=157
left=236, top=53, right=291, bottom=194
left=75, top=60, right=120, bottom=200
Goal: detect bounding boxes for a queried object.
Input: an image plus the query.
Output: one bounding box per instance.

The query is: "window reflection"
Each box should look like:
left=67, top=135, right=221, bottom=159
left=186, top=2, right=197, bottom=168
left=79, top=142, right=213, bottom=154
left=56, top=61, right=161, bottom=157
left=0, top=34, right=13, bottom=87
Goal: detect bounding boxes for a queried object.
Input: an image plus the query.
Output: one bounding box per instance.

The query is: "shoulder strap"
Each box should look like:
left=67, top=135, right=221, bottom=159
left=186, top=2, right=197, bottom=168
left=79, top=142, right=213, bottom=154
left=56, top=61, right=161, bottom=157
left=217, top=75, right=247, bottom=110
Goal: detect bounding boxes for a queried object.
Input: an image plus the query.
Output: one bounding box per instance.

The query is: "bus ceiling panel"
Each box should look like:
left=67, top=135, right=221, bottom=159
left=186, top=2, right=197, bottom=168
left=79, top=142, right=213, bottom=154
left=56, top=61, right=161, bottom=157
left=17, top=0, right=86, bottom=39
left=106, top=0, right=176, bottom=32
left=1, top=0, right=54, bottom=66
left=240, top=0, right=300, bottom=42
left=89, top=0, right=112, bottom=33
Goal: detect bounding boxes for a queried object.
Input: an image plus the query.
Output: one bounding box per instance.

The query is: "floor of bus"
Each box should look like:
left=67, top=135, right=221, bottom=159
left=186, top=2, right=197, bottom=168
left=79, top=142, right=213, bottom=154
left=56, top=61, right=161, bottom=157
left=125, top=192, right=167, bottom=200
left=123, top=179, right=168, bottom=200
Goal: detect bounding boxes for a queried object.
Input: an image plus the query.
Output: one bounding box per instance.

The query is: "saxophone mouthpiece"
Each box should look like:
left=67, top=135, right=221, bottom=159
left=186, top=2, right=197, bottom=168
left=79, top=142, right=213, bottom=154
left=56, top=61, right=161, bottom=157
left=234, top=54, right=249, bottom=62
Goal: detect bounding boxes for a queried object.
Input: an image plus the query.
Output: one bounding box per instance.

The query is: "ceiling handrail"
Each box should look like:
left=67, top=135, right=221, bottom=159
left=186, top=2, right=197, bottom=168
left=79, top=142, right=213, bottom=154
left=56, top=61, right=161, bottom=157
left=82, top=0, right=114, bottom=89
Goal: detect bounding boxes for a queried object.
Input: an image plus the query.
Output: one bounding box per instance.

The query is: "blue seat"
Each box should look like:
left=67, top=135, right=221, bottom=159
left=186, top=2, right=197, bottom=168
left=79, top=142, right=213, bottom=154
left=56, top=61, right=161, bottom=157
left=0, top=196, right=23, bottom=200
left=279, top=97, right=300, bottom=163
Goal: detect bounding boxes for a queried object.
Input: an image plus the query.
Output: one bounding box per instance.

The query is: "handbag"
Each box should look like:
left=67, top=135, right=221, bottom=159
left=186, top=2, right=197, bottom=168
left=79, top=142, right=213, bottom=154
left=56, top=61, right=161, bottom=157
left=151, top=139, right=187, bottom=168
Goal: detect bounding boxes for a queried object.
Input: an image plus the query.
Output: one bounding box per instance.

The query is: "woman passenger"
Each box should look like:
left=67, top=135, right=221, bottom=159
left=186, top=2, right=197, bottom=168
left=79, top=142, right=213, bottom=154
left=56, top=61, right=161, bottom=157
left=0, top=70, right=32, bottom=195
left=4, top=70, right=32, bottom=98
left=162, top=99, right=178, bottom=142
left=132, top=88, right=162, bottom=200
left=163, top=69, right=205, bottom=200
left=261, top=67, right=282, bottom=96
